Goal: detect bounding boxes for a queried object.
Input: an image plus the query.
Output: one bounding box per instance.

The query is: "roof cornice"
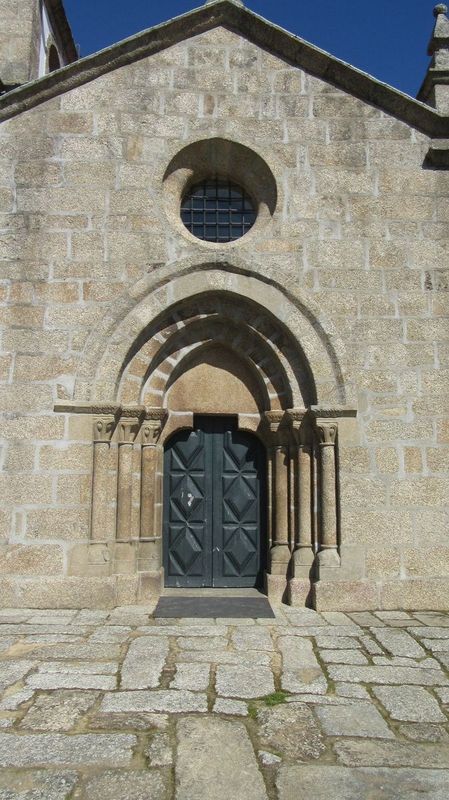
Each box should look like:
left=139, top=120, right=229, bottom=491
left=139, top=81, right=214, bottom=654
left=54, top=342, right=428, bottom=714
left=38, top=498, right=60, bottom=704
left=0, top=0, right=447, bottom=138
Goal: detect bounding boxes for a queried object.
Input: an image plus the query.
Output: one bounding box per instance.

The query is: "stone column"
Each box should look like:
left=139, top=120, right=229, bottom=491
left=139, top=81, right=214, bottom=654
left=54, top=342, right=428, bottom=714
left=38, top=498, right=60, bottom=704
left=285, top=410, right=315, bottom=606
left=139, top=410, right=167, bottom=568
left=264, top=411, right=291, bottom=602
left=292, top=416, right=315, bottom=571
left=316, top=420, right=340, bottom=567
left=138, top=409, right=167, bottom=599
left=91, top=415, right=116, bottom=542
left=116, top=413, right=141, bottom=542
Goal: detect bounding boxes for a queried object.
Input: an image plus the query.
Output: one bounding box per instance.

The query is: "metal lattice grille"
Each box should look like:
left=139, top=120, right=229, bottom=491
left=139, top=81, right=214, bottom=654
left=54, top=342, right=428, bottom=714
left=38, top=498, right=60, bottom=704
left=181, top=179, right=257, bottom=242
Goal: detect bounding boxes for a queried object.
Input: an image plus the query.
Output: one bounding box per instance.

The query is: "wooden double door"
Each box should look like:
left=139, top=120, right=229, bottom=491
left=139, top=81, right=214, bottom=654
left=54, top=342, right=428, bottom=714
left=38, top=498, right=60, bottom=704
left=163, top=416, right=266, bottom=588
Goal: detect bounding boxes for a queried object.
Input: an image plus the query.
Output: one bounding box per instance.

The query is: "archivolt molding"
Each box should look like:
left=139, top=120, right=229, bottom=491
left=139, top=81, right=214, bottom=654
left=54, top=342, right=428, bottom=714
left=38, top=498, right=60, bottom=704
left=73, top=258, right=356, bottom=409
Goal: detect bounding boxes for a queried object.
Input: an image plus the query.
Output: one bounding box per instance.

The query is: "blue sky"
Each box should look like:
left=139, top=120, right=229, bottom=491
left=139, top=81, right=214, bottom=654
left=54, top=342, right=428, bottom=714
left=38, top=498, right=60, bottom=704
left=63, top=0, right=435, bottom=99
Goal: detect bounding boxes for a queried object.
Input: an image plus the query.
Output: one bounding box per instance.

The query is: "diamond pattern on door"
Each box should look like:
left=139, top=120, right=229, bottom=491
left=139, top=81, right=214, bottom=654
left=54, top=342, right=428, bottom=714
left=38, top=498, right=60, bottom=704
left=163, top=418, right=265, bottom=588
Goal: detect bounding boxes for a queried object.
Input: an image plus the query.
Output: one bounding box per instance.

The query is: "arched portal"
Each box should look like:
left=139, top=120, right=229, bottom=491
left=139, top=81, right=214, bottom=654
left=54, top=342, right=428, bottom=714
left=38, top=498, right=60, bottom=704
left=63, top=265, right=357, bottom=606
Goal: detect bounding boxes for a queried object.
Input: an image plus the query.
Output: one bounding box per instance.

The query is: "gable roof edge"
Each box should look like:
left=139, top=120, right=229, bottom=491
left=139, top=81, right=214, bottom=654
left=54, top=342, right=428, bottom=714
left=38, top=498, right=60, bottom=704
left=0, top=0, right=447, bottom=138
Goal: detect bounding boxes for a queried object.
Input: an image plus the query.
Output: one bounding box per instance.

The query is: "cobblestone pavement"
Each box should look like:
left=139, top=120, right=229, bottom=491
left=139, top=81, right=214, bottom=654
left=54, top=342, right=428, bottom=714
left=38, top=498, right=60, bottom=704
left=1, top=605, right=449, bottom=799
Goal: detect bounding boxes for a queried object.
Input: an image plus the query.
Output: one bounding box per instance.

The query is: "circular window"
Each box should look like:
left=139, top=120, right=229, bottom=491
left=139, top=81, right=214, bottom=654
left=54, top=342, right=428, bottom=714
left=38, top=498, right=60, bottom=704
left=181, top=179, right=257, bottom=243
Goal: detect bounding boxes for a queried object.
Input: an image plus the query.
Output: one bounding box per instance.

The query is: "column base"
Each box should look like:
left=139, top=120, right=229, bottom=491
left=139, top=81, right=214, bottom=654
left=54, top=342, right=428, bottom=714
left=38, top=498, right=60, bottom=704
left=287, top=578, right=314, bottom=607
left=293, top=546, right=315, bottom=568
left=269, top=544, right=291, bottom=575
left=138, top=569, right=164, bottom=603
left=265, top=572, right=288, bottom=605
left=317, top=548, right=341, bottom=576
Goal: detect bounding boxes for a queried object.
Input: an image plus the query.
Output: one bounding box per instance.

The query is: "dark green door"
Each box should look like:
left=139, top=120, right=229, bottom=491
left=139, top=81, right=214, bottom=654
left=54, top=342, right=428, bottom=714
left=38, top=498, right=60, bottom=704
left=163, top=416, right=266, bottom=588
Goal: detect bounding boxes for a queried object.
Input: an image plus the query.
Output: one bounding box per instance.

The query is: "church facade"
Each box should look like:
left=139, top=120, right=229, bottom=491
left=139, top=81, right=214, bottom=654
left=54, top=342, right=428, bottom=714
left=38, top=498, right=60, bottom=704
left=0, top=0, right=448, bottom=609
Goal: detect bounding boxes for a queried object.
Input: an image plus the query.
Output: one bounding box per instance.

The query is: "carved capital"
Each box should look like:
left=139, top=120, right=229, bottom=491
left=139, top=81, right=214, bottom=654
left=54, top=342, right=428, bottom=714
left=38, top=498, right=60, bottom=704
left=118, top=418, right=141, bottom=444
left=93, top=416, right=116, bottom=443
left=263, top=410, right=285, bottom=433
left=285, top=408, right=306, bottom=432
left=315, top=421, right=338, bottom=446
left=141, top=408, right=168, bottom=445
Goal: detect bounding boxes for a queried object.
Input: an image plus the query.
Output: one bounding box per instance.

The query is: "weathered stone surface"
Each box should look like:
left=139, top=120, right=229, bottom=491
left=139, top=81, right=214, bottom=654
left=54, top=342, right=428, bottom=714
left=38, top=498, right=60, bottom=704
left=319, top=649, right=368, bottom=665
left=372, top=629, right=426, bottom=658
left=278, top=636, right=320, bottom=670
left=258, top=703, right=326, bottom=760
left=19, top=690, right=99, bottom=731
left=89, top=711, right=169, bottom=731
left=146, top=732, right=173, bottom=766
left=172, top=663, right=210, bottom=691
left=399, top=723, right=449, bottom=742
left=176, top=649, right=271, bottom=666
left=101, top=689, right=208, bottom=714
left=315, top=703, right=394, bottom=739
left=315, top=635, right=362, bottom=649
left=232, top=627, right=274, bottom=651
left=213, top=698, right=248, bottom=716
left=0, top=688, right=34, bottom=710
left=83, top=770, right=167, bottom=800
left=372, top=685, right=447, bottom=722
left=0, top=660, right=36, bottom=690
left=0, top=770, right=78, bottom=800
left=335, top=739, right=449, bottom=768
left=176, top=716, right=268, bottom=800
left=281, top=671, right=327, bottom=695
left=327, top=665, right=449, bottom=686
left=259, top=750, right=282, bottom=767
left=120, top=636, right=168, bottom=690
left=277, top=766, right=449, bottom=800
left=26, top=673, right=116, bottom=690
left=0, top=733, right=136, bottom=767
left=215, top=664, right=275, bottom=698
left=28, top=643, right=121, bottom=660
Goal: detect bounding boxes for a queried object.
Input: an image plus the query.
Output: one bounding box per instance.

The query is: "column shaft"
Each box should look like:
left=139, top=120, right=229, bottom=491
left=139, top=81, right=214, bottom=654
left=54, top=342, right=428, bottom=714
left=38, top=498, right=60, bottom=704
left=317, top=421, right=340, bottom=567
left=91, top=416, right=115, bottom=542
left=294, top=442, right=314, bottom=567
left=117, top=442, right=133, bottom=542
left=270, top=444, right=291, bottom=574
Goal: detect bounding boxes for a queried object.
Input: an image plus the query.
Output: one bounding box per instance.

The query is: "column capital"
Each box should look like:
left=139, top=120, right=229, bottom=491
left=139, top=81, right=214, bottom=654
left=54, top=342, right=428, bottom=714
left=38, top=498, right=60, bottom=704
left=118, top=407, right=145, bottom=444
left=285, top=408, right=306, bottom=431
left=141, top=408, right=168, bottom=445
left=93, top=415, right=116, bottom=443
left=315, top=420, right=338, bottom=446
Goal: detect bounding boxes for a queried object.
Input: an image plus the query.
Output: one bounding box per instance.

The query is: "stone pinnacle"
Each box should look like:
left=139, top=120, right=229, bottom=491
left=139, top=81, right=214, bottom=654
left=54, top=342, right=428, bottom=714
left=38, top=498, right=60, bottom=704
left=434, top=4, right=448, bottom=16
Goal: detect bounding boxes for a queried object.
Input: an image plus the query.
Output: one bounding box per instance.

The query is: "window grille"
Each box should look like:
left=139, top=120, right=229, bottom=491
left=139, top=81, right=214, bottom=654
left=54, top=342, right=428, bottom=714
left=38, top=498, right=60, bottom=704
left=181, top=179, right=256, bottom=242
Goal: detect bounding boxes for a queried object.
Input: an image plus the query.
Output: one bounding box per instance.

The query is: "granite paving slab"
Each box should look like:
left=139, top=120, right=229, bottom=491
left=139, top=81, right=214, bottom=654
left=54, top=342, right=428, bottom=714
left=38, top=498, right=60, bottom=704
left=0, top=606, right=448, bottom=798
left=176, top=716, right=268, bottom=800
left=277, top=766, right=449, bottom=800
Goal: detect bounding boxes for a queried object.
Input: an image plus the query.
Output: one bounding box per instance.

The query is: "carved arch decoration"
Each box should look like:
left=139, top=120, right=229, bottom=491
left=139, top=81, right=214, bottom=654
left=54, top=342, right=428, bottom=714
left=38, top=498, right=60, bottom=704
left=73, top=260, right=355, bottom=409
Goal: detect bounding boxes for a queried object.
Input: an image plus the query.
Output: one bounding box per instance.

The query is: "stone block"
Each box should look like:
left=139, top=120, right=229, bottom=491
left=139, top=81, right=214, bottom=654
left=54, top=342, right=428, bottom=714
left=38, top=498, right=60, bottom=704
left=288, top=578, right=313, bottom=607
left=381, top=579, right=449, bottom=611
left=314, top=581, right=380, bottom=612
left=0, top=577, right=116, bottom=609
left=0, top=545, right=63, bottom=576
left=25, top=509, right=90, bottom=541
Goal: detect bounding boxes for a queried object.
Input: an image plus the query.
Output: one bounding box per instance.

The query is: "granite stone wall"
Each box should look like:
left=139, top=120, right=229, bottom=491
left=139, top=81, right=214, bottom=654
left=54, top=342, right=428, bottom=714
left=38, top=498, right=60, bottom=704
left=0, top=26, right=448, bottom=608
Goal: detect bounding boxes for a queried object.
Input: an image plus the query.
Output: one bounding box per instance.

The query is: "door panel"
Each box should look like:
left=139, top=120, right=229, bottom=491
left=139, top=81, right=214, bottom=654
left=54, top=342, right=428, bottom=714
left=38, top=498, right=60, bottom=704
left=163, top=417, right=265, bottom=588
left=164, top=426, right=212, bottom=586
